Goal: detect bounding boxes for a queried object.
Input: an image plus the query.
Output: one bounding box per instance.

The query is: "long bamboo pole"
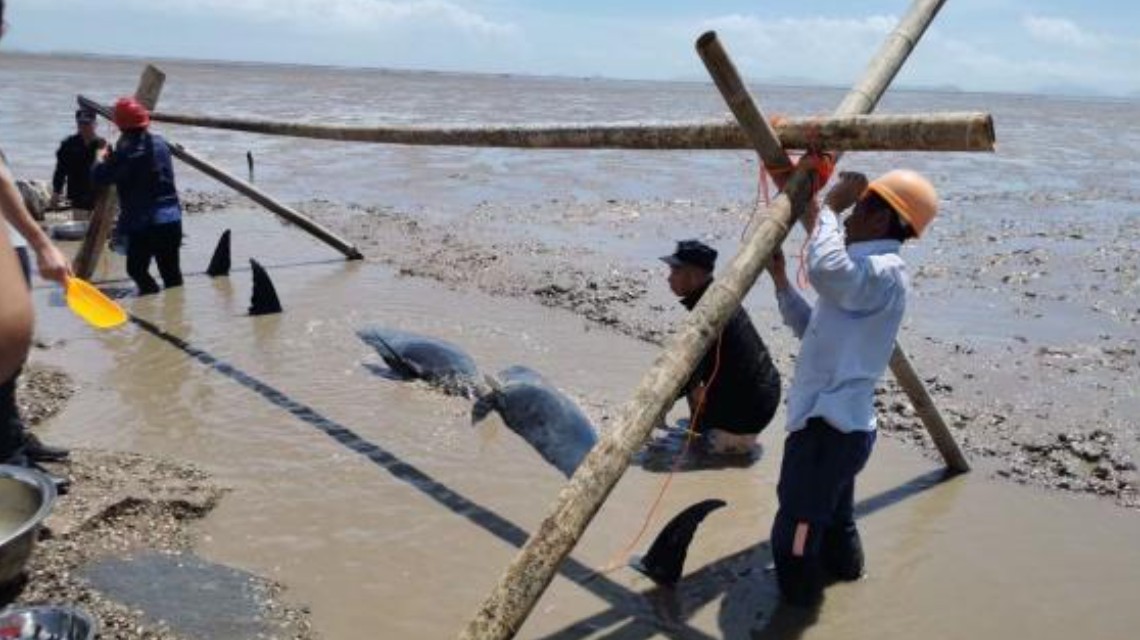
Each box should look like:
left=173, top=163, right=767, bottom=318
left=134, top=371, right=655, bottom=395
left=165, top=143, right=363, bottom=260
left=696, top=32, right=969, bottom=472
left=78, top=96, right=364, bottom=261
left=457, top=1, right=949, bottom=637
left=146, top=110, right=993, bottom=153
left=73, top=65, right=166, bottom=279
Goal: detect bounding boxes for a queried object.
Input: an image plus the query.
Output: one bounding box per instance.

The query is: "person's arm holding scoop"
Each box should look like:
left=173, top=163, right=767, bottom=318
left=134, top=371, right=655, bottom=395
left=0, top=156, right=71, bottom=285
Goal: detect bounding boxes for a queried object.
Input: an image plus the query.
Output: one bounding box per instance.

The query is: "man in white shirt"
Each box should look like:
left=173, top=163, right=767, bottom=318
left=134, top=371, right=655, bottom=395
left=766, top=168, right=939, bottom=607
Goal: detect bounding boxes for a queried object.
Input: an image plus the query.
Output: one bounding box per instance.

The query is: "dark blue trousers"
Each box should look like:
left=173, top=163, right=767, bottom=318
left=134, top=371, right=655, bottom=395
left=771, top=417, right=876, bottom=606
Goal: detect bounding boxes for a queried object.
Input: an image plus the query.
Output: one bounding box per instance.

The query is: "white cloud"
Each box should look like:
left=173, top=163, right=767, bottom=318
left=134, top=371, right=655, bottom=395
left=1023, top=15, right=1105, bottom=50
left=701, top=14, right=896, bottom=39
left=694, top=14, right=897, bottom=84
left=37, top=0, right=516, bottom=37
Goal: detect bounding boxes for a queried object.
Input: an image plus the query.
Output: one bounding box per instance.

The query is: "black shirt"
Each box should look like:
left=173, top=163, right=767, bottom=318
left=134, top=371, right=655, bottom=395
left=52, top=133, right=106, bottom=210
left=682, top=281, right=782, bottom=435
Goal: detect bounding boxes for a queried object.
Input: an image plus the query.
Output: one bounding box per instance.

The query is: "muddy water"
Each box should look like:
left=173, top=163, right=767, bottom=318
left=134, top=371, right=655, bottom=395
left=30, top=212, right=1140, bottom=639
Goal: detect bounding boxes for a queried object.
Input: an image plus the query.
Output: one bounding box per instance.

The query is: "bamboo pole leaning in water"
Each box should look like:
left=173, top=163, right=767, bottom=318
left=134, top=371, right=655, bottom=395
left=74, top=65, right=166, bottom=279
left=146, top=110, right=994, bottom=153
left=78, top=95, right=364, bottom=261
left=696, top=31, right=970, bottom=472
left=458, top=0, right=950, bottom=637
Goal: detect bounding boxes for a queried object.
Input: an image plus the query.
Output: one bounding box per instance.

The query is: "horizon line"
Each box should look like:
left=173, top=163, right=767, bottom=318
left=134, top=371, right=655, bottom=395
left=5, top=47, right=1137, bottom=103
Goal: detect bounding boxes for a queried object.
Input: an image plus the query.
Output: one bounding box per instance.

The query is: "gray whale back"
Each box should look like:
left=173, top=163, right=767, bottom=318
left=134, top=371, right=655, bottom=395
left=357, top=327, right=481, bottom=396
left=481, top=365, right=597, bottom=477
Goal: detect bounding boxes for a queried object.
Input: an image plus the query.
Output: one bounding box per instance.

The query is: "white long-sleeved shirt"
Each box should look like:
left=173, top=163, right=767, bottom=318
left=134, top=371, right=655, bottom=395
left=776, top=207, right=908, bottom=433
left=0, top=150, right=27, bottom=249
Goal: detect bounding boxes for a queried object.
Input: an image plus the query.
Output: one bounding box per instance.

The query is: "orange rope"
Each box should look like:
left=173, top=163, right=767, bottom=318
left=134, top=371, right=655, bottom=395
left=599, top=331, right=726, bottom=574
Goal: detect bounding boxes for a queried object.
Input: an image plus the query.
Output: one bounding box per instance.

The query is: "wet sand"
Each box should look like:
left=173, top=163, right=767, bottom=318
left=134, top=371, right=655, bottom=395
left=10, top=365, right=312, bottom=639
left=25, top=208, right=1140, bottom=638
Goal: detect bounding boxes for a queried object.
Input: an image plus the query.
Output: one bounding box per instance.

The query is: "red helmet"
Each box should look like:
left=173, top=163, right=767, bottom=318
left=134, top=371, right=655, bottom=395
left=113, top=97, right=150, bottom=130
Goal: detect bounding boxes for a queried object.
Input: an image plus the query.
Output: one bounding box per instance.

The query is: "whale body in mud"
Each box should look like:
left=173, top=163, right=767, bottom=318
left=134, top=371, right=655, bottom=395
left=357, top=327, right=481, bottom=397
left=473, top=365, right=598, bottom=477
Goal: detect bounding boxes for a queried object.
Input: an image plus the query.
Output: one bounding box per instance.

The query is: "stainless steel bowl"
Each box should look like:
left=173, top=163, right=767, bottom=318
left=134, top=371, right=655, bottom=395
left=0, top=465, right=57, bottom=587
left=0, top=605, right=96, bottom=639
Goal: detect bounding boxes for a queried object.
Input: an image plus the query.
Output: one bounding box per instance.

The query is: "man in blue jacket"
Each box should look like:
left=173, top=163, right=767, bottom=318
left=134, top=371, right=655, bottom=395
left=767, top=168, right=939, bottom=607
left=92, top=97, right=183, bottom=296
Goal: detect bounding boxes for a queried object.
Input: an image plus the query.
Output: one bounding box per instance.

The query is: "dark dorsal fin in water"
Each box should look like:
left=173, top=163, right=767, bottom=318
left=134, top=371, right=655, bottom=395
left=630, top=498, right=727, bottom=586
left=206, top=229, right=231, bottom=277
left=248, top=259, right=282, bottom=316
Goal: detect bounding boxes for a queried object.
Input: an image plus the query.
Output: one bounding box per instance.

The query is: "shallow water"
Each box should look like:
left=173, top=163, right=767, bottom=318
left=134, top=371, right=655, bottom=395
left=29, top=212, right=1140, bottom=638
left=3, top=53, right=1139, bottom=211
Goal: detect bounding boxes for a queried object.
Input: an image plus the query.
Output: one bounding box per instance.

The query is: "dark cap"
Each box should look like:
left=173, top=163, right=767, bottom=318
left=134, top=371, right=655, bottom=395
left=660, top=239, right=717, bottom=272
left=75, top=108, right=96, bottom=124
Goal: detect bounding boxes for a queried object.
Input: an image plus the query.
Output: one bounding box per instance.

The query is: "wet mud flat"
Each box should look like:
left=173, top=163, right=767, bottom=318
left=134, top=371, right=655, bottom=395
left=10, top=363, right=313, bottom=639
left=285, top=192, right=1140, bottom=510
left=26, top=208, right=1140, bottom=638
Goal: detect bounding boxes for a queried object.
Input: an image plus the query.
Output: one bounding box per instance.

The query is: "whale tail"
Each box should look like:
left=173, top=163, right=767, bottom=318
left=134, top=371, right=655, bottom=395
left=471, top=374, right=503, bottom=424
left=630, top=499, right=727, bottom=586
left=357, top=330, right=419, bottom=379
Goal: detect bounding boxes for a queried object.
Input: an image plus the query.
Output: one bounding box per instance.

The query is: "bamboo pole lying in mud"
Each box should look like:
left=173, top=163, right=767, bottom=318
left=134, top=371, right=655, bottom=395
left=74, top=65, right=166, bottom=279
left=77, top=95, right=364, bottom=261
left=147, top=110, right=994, bottom=153
left=696, top=32, right=969, bottom=473
left=163, top=143, right=364, bottom=260
left=458, top=1, right=950, bottom=637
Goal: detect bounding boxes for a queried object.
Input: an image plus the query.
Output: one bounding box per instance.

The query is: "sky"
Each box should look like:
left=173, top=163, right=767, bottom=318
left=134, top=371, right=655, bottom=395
left=5, top=0, right=1140, bottom=96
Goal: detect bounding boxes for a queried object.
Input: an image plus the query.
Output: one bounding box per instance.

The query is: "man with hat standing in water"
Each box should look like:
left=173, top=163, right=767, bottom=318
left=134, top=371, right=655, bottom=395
left=657, top=239, right=781, bottom=460
left=93, top=96, right=184, bottom=296
left=766, top=168, right=938, bottom=607
left=50, top=108, right=107, bottom=214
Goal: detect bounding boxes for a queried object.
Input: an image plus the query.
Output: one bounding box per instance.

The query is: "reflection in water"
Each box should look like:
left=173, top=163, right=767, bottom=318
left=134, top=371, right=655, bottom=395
left=103, top=292, right=198, bottom=446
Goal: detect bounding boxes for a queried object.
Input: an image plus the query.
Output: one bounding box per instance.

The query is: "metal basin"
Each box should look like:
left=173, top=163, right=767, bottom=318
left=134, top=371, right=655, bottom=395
left=0, top=466, right=56, bottom=587
left=0, top=606, right=96, bottom=639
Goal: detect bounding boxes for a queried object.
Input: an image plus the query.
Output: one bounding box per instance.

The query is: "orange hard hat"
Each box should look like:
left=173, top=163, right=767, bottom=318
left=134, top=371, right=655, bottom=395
left=865, top=169, right=938, bottom=237
left=113, top=97, right=150, bottom=131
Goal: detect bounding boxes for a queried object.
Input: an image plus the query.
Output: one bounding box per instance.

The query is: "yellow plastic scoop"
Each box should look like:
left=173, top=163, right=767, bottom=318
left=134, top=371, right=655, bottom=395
left=65, top=276, right=127, bottom=329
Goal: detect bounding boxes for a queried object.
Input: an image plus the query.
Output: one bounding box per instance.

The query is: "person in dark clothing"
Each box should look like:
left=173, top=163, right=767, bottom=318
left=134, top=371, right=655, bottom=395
left=660, top=239, right=781, bottom=455
left=92, top=97, right=184, bottom=296
left=50, top=108, right=106, bottom=211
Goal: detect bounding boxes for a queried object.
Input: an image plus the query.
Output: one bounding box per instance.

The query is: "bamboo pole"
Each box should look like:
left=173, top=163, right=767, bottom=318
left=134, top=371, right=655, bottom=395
left=695, top=32, right=793, bottom=172
left=697, top=32, right=969, bottom=472
left=146, top=110, right=994, bottom=153
left=165, top=143, right=363, bottom=260
left=695, top=31, right=794, bottom=241
left=458, top=1, right=950, bottom=637
left=74, top=65, right=166, bottom=279
left=78, top=96, right=364, bottom=261
left=889, top=346, right=969, bottom=468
